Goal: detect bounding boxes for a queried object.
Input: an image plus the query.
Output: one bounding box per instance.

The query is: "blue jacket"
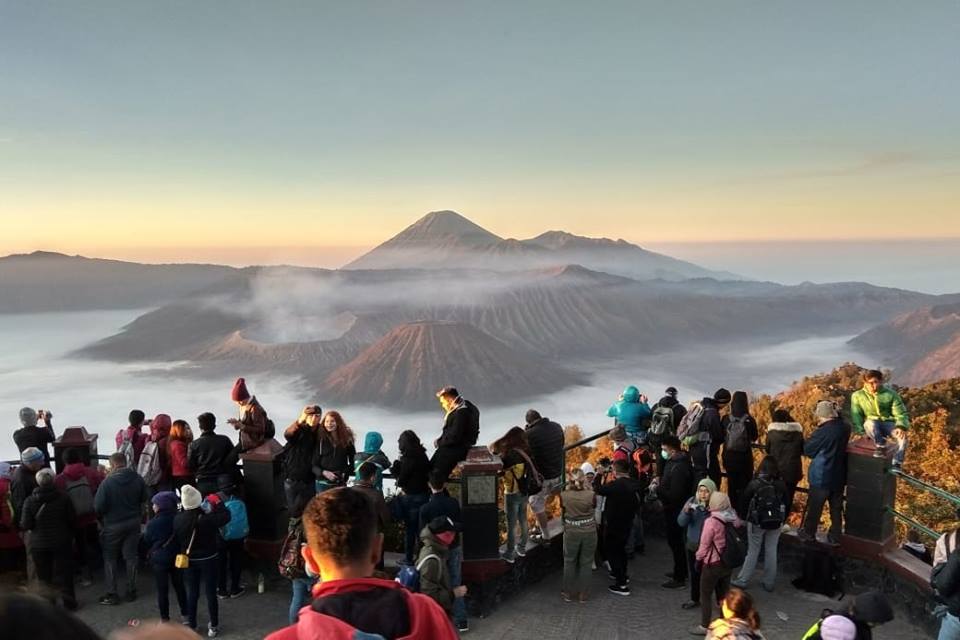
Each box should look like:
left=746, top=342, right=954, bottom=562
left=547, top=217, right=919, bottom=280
left=804, top=418, right=850, bottom=491
left=606, top=386, right=652, bottom=438
left=354, top=431, right=391, bottom=492
left=94, top=467, right=150, bottom=526
left=144, top=509, right=179, bottom=569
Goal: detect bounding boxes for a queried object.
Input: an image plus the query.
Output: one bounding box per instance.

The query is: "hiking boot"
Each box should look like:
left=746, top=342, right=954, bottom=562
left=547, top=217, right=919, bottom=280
left=607, top=584, right=631, bottom=596
left=516, top=549, right=527, bottom=558
left=661, top=579, right=686, bottom=589
left=99, top=593, right=120, bottom=606
left=681, top=600, right=700, bottom=610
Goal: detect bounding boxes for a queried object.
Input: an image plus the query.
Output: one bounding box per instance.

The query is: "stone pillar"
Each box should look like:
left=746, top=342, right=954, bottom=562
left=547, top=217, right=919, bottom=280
left=240, top=439, right=288, bottom=572
left=52, top=426, right=98, bottom=474
left=459, top=446, right=503, bottom=561
left=842, top=438, right=896, bottom=555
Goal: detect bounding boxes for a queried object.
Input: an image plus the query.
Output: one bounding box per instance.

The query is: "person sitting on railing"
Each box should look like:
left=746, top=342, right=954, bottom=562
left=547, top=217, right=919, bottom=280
left=798, top=401, right=849, bottom=546
left=226, top=377, right=270, bottom=453
left=525, top=409, right=564, bottom=543
left=430, top=387, right=480, bottom=485
left=606, top=385, right=652, bottom=442
left=850, top=369, right=910, bottom=469
left=13, top=407, right=55, bottom=466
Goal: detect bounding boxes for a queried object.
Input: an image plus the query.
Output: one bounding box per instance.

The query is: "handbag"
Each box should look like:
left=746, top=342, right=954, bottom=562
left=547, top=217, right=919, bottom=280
left=175, top=526, right=197, bottom=569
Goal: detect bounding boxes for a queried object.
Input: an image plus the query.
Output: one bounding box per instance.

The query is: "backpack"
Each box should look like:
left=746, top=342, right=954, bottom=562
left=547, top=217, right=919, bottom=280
left=137, top=441, right=163, bottom=486
left=278, top=518, right=307, bottom=580
left=220, top=497, right=250, bottom=541
left=676, top=402, right=705, bottom=444
left=512, top=450, right=544, bottom=496
left=724, top=414, right=751, bottom=453
left=396, top=553, right=442, bottom=593
left=65, top=475, right=95, bottom=518
left=747, top=480, right=785, bottom=530
left=264, top=418, right=276, bottom=441
left=616, top=443, right=654, bottom=483
left=712, top=518, right=747, bottom=569
left=792, top=546, right=844, bottom=598
left=118, top=431, right=135, bottom=469
left=649, top=405, right=675, bottom=437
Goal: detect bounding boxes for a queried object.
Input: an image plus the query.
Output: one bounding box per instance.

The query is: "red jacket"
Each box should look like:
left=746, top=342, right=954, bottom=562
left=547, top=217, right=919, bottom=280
left=265, top=578, right=458, bottom=640
left=0, top=478, right=23, bottom=548
left=168, top=439, right=192, bottom=479
left=148, top=414, right=172, bottom=485
left=55, top=463, right=105, bottom=527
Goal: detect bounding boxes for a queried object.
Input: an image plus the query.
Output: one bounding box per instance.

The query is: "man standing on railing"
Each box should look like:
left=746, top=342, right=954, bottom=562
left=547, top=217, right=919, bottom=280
left=850, top=369, right=910, bottom=469
left=13, top=408, right=55, bottom=466
left=798, top=401, right=849, bottom=546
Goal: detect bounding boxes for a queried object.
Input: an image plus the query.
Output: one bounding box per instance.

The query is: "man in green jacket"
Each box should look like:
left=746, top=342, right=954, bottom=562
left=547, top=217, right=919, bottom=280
left=850, top=369, right=910, bottom=467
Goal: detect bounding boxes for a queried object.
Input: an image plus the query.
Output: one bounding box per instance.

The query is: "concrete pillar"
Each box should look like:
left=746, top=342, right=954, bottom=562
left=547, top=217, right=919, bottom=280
left=52, top=426, right=98, bottom=474
left=459, top=446, right=503, bottom=561
left=842, top=438, right=896, bottom=554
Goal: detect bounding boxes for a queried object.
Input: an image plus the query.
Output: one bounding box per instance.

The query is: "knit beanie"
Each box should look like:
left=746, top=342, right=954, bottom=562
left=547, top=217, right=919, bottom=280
left=815, top=400, right=840, bottom=420
left=36, top=468, right=55, bottom=487
left=20, top=447, right=44, bottom=465
left=852, top=591, right=894, bottom=624
left=231, top=377, right=250, bottom=402
left=152, top=491, right=179, bottom=513
left=819, top=615, right=857, bottom=640
left=19, top=407, right=37, bottom=427
left=181, top=485, right=203, bottom=511
left=713, top=388, right=732, bottom=405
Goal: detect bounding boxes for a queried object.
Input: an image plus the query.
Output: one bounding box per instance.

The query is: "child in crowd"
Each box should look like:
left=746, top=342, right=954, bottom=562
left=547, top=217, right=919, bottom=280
left=144, top=491, right=188, bottom=623
left=706, top=588, right=765, bottom=639
left=417, top=516, right=467, bottom=623
left=216, top=474, right=249, bottom=599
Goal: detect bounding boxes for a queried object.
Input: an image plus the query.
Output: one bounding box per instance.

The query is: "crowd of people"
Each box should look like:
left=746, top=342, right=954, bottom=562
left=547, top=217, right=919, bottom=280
left=2, top=368, right=958, bottom=640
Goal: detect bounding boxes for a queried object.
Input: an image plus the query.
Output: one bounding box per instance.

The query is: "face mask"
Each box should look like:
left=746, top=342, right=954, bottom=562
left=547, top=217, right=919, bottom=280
left=661, top=449, right=670, bottom=460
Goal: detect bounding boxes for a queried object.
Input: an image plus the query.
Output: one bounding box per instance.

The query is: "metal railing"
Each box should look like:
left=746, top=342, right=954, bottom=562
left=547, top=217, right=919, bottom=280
left=888, top=467, right=960, bottom=540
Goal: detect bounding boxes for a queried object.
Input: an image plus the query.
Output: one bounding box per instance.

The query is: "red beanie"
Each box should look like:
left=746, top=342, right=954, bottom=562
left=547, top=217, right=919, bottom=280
left=231, top=377, right=250, bottom=402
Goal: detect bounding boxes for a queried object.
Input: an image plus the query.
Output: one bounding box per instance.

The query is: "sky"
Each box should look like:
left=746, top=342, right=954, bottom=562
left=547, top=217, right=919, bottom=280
left=1, top=1, right=958, bottom=265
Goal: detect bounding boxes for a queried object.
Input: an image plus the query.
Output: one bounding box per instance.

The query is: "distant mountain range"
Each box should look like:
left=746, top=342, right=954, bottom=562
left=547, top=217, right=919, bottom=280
left=4, top=211, right=960, bottom=406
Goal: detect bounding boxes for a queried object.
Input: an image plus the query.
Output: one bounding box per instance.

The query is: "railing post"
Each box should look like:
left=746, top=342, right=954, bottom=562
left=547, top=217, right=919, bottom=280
left=52, top=426, right=98, bottom=474
left=459, top=446, right=503, bottom=561
left=842, top=438, right=897, bottom=555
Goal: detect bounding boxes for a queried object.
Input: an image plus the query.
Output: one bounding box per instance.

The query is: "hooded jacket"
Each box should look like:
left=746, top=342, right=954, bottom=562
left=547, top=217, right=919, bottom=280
left=54, top=462, right=104, bottom=527
left=144, top=507, right=180, bottom=569
left=850, top=385, right=910, bottom=434
left=147, top=414, right=172, bottom=484
left=436, top=398, right=480, bottom=450
left=678, top=478, right=718, bottom=551
left=765, top=422, right=804, bottom=485
left=804, top=418, right=849, bottom=491
left=237, top=395, right=269, bottom=451
left=696, top=496, right=743, bottom=567
left=20, top=484, right=76, bottom=548
left=0, top=476, right=21, bottom=548
left=264, top=578, right=458, bottom=640
left=658, top=451, right=695, bottom=512
left=706, top=617, right=766, bottom=640
left=94, top=467, right=150, bottom=526
left=418, top=491, right=462, bottom=550
left=391, top=433, right=431, bottom=496
left=283, top=420, right=319, bottom=483
left=607, top=386, right=652, bottom=438
left=417, top=526, right=453, bottom=612
left=525, top=416, right=564, bottom=480
left=354, top=432, right=391, bottom=491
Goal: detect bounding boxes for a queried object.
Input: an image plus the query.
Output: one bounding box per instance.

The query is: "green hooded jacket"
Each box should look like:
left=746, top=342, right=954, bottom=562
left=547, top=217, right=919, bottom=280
left=850, top=385, right=910, bottom=434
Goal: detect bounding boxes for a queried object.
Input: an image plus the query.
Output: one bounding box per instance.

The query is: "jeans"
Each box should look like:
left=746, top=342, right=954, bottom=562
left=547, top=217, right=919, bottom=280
left=802, top=486, right=844, bottom=539
left=447, top=544, right=466, bottom=626
left=218, top=538, right=245, bottom=594
left=154, top=564, right=187, bottom=621
left=32, top=547, right=76, bottom=608
left=101, top=519, right=141, bottom=596
left=289, top=577, right=316, bottom=624
left=664, top=508, right=687, bottom=581
left=865, top=419, right=908, bottom=465
left=562, top=527, right=597, bottom=595
left=185, top=557, right=219, bottom=629
left=700, top=563, right=732, bottom=628
left=735, top=523, right=781, bottom=589
left=504, top=492, right=529, bottom=560
left=393, top=493, right=429, bottom=564
left=939, top=612, right=960, bottom=640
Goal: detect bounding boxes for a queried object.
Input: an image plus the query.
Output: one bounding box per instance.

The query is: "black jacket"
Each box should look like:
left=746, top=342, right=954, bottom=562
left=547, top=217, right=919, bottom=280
left=766, top=421, right=804, bottom=485
left=525, top=417, right=564, bottom=480
left=188, top=431, right=236, bottom=481
left=13, top=425, right=56, bottom=464
left=283, top=422, right=319, bottom=482
left=654, top=396, right=688, bottom=432
left=391, top=450, right=431, bottom=496
left=174, top=504, right=231, bottom=561
left=10, top=465, right=38, bottom=526
left=436, top=400, right=480, bottom=451
left=144, top=510, right=179, bottom=569
left=699, top=398, right=725, bottom=445
left=934, top=545, right=960, bottom=616
left=419, top=490, right=462, bottom=550
left=658, top=452, right=695, bottom=511
left=20, top=485, right=75, bottom=548
left=312, top=435, right=356, bottom=484
left=741, top=474, right=788, bottom=522
left=721, top=414, right=759, bottom=473
left=594, top=475, right=640, bottom=530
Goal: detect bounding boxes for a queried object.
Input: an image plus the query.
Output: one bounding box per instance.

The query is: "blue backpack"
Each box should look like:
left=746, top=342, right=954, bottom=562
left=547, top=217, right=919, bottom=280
left=220, top=497, right=250, bottom=541
left=394, top=554, right=441, bottom=593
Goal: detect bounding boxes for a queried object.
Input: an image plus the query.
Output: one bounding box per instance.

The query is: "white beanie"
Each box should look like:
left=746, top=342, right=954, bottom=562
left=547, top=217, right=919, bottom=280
left=181, top=485, right=202, bottom=511
left=580, top=462, right=596, bottom=476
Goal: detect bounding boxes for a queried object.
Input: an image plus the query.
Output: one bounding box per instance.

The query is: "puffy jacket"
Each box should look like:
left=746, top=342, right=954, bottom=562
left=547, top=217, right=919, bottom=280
left=525, top=417, right=564, bottom=480
left=174, top=503, right=231, bottom=561
left=236, top=395, right=269, bottom=451
left=283, top=422, right=318, bottom=483
left=188, top=431, right=236, bottom=482
left=94, top=467, right=150, bottom=526
left=20, top=485, right=75, bottom=548
left=10, top=465, right=38, bottom=527
left=54, top=462, right=104, bottom=527
left=436, top=399, right=480, bottom=450
left=168, top=438, right=192, bottom=479
left=354, top=432, right=391, bottom=491
left=607, top=386, right=652, bottom=438
left=765, top=422, right=804, bottom=485
left=706, top=617, right=766, bottom=639
left=850, top=385, right=910, bottom=434
left=144, top=508, right=180, bottom=569
left=678, top=478, right=718, bottom=551
left=658, top=451, right=695, bottom=511
left=696, top=510, right=742, bottom=567
left=804, top=418, right=850, bottom=491
left=417, top=526, right=453, bottom=613
left=264, top=578, right=459, bottom=640
left=391, top=436, right=431, bottom=496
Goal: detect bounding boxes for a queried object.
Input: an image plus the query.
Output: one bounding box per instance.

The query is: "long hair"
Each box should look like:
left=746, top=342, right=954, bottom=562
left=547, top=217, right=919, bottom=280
left=566, top=467, right=586, bottom=491
left=319, top=411, right=355, bottom=449
left=168, top=420, right=193, bottom=456
left=490, top=426, right=528, bottom=456
left=723, top=587, right=761, bottom=630
left=730, top=390, right=749, bottom=418
left=398, top=430, right=427, bottom=459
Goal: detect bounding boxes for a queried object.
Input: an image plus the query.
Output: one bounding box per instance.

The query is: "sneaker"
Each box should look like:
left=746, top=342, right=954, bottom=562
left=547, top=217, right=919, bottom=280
left=99, top=593, right=120, bottom=606
left=229, top=587, right=246, bottom=598
left=681, top=600, right=700, bottom=610
left=661, top=579, right=686, bottom=589
left=457, top=621, right=469, bottom=633
left=561, top=591, right=573, bottom=603
left=689, top=625, right=708, bottom=636
left=873, top=444, right=886, bottom=458
left=608, top=584, right=631, bottom=596
left=591, top=560, right=597, bottom=570
left=516, top=548, right=527, bottom=558
left=501, top=554, right=515, bottom=564
left=208, top=624, right=219, bottom=638
left=217, top=590, right=229, bottom=600
left=608, top=573, right=630, bottom=584
left=181, top=616, right=191, bottom=626
left=125, top=589, right=137, bottom=603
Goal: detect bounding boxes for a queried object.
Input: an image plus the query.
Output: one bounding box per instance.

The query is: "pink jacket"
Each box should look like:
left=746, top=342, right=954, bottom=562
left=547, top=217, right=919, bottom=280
left=696, top=511, right=743, bottom=567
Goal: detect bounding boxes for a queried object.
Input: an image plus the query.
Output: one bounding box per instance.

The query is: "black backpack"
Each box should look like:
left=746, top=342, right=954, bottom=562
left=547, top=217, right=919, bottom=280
left=512, top=449, right=544, bottom=497
left=712, top=518, right=747, bottom=569
left=792, top=546, right=844, bottom=598
left=747, top=480, right=785, bottom=530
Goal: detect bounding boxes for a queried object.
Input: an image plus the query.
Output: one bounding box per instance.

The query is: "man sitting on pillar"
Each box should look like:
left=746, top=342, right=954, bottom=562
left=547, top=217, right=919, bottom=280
left=430, top=387, right=480, bottom=484
left=850, top=369, right=910, bottom=468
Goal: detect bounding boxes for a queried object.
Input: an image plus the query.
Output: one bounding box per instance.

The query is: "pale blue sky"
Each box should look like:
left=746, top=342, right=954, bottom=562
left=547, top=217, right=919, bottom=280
left=0, top=1, right=957, bottom=255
